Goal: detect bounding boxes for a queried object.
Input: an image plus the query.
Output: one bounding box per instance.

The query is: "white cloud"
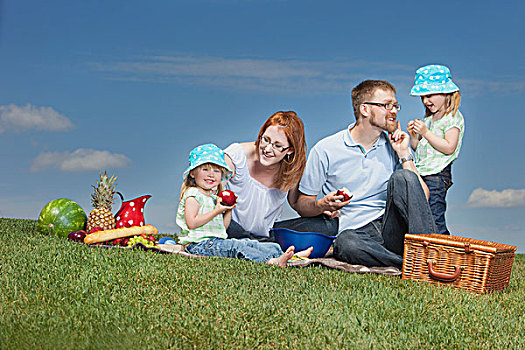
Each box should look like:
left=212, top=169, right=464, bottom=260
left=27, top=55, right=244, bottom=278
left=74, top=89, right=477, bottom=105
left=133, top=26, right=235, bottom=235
left=466, top=188, right=525, bottom=208
left=31, top=148, right=131, bottom=172
left=0, top=104, right=74, bottom=133
left=93, top=54, right=525, bottom=96
left=93, top=54, right=413, bottom=94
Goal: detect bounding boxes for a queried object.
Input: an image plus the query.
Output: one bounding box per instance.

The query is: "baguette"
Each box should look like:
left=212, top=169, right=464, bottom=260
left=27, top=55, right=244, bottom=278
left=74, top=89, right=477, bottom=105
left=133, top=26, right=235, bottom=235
left=84, top=225, right=158, bottom=244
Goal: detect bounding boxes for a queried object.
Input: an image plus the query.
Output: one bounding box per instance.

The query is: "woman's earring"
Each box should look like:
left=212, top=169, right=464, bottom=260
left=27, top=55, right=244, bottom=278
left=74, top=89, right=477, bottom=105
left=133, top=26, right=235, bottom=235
left=284, top=153, right=294, bottom=163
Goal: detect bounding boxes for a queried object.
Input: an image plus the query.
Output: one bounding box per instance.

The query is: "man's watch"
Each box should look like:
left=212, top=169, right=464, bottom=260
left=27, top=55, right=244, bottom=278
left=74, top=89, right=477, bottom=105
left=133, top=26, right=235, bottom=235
left=399, top=154, right=414, bottom=164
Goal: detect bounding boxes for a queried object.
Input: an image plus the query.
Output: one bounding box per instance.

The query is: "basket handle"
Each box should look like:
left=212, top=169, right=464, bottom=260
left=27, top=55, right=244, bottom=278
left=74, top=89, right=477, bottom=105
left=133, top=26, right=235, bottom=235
left=427, top=260, right=462, bottom=282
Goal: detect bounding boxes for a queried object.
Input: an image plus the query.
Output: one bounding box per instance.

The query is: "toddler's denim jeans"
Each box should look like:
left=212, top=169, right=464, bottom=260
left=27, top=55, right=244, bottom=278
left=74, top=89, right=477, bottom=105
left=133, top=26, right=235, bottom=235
left=185, top=237, right=284, bottom=264
left=422, top=163, right=453, bottom=235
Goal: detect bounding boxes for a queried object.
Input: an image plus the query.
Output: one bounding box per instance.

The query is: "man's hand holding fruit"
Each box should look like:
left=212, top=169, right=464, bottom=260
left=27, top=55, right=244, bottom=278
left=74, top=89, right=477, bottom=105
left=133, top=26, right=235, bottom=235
left=316, top=188, right=353, bottom=219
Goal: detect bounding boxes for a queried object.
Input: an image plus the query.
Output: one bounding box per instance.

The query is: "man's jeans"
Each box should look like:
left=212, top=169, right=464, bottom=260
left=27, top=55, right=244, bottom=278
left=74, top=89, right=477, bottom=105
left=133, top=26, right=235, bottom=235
left=422, top=163, right=452, bottom=235
left=276, top=170, right=436, bottom=268
left=185, top=237, right=284, bottom=264
left=226, top=220, right=277, bottom=242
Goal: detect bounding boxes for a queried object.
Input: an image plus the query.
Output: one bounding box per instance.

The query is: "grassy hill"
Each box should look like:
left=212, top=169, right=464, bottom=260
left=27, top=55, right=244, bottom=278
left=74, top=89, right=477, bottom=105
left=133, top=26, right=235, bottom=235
left=1, top=218, right=524, bottom=349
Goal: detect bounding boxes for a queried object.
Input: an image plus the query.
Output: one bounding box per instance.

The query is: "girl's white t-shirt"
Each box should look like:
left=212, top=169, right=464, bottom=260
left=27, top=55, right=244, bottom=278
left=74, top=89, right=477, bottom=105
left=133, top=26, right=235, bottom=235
left=224, top=143, right=287, bottom=238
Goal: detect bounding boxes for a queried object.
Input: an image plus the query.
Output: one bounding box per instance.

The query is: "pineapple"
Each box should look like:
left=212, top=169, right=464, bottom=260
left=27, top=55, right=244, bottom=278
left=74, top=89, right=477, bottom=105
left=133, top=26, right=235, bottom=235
left=87, top=171, right=117, bottom=232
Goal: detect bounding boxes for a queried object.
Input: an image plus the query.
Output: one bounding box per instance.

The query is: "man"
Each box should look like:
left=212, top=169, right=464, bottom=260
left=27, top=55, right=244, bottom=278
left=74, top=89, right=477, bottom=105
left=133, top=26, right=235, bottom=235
left=281, top=80, right=436, bottom=268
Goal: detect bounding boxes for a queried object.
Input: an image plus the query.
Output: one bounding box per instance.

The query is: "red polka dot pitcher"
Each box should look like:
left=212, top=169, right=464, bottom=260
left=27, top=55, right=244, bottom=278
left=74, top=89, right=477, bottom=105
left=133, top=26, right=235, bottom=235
left=114, top=193, right=152, bottom=228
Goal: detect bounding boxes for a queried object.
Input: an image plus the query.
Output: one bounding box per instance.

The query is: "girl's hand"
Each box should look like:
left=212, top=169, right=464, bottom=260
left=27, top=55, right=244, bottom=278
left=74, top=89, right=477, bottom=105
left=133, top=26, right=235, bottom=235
left=407, top=120, right=418, bottom=138
left=407, top=119, right=421, bottom=151
left=412, top=119, right=428, bottom=137
left=216, top=197, right=235, bottom=213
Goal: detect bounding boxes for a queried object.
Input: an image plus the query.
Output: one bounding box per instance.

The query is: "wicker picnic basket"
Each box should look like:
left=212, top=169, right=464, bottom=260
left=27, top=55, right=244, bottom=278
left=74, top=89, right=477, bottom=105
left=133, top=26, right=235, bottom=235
left=402, top=234, right=516, bottom=294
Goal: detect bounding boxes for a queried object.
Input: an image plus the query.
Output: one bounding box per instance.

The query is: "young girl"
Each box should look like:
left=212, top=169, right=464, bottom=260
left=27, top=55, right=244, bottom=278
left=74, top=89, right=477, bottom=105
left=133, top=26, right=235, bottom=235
left=176, top=143, right=312, bottom=267
left=407, top=64, right=465, bottom=235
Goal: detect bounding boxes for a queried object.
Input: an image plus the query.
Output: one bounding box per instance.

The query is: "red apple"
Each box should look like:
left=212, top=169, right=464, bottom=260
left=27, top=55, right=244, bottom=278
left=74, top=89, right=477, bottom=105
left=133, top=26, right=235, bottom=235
left=218, top=190, right=237, bottom=206
left=68, top=230, right=87, bottom=243
left=336, top=187, right=352, bottom=201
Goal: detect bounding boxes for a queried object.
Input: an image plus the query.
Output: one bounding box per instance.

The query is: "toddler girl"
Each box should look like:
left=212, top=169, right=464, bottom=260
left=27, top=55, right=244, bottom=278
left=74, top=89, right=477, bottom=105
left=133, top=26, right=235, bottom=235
left=407, top=64, right=465, bottom=235
left=176, top=143, right=312, bottom=267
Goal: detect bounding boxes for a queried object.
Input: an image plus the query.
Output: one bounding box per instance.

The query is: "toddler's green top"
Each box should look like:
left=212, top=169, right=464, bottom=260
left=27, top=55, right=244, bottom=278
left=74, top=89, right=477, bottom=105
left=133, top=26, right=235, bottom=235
left=176, top=187, right=227, bottom=244
left=415, top=111, right=464, bottom=176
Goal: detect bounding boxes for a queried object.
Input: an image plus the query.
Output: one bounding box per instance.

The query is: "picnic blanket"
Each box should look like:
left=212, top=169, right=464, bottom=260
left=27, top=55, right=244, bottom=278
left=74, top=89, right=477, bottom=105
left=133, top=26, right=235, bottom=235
left=93, top=243, right=400, bottom=276
left=155, top=243, right=401, bottom=276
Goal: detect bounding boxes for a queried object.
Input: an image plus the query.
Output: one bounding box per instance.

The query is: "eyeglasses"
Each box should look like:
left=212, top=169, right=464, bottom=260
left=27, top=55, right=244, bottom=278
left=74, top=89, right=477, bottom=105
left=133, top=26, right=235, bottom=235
left=260, top=135, right=291, bottom=153
left=363, top=102, right=402, bottom=111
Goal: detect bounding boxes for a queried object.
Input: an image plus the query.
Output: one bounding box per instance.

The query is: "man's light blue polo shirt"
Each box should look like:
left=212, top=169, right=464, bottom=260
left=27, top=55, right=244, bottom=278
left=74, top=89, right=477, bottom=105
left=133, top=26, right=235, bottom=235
left=299, top=124, right=400, bottom=233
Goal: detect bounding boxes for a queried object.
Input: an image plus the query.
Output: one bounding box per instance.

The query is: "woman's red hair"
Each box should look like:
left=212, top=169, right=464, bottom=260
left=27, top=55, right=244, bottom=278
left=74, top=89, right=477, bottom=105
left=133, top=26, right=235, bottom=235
left=255, top=111, right=307, bottom=191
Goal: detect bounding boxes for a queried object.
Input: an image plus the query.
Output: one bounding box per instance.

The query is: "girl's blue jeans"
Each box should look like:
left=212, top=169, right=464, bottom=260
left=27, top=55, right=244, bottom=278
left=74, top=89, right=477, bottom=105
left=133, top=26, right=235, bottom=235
left=185, top=238, right=284, bottom=264
left=422, top=163, right=452, bottom=235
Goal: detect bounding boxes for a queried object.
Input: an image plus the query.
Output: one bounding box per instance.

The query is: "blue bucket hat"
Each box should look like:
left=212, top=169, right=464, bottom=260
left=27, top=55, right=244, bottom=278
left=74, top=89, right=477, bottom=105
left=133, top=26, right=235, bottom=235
left=183, top=144, right=233, bottom=180
left=410, top=64, right=459, bottom=96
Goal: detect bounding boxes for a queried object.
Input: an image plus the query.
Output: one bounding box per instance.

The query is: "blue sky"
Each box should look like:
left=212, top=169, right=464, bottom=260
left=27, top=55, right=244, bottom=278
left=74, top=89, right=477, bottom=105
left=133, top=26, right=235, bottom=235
left=1, top=0, right=524, bottom=252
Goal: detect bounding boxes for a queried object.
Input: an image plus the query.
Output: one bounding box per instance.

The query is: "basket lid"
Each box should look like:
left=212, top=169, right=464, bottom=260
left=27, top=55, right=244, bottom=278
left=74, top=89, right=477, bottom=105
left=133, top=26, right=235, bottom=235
left=404, top=233, right=517, bottom=254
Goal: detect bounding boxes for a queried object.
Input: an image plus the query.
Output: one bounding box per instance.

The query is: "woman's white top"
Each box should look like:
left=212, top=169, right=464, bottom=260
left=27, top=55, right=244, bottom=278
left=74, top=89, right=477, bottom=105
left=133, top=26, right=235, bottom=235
left=224, top=143, right=288, bottom=238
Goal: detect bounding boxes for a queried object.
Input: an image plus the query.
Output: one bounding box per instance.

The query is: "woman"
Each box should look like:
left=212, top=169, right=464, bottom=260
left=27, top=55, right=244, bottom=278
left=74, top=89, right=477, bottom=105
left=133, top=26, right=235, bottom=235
left=223, top=111, right=307, bottom=241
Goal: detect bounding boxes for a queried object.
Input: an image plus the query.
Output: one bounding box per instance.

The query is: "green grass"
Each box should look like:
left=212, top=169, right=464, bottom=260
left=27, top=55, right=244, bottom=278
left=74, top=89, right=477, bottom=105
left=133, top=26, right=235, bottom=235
left=1, top=218, right=524, bottom=349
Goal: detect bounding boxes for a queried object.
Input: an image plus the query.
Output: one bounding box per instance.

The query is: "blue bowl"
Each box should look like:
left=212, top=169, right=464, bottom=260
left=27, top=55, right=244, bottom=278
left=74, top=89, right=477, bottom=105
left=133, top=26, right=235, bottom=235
left=271, top=228, right=336, bottom=259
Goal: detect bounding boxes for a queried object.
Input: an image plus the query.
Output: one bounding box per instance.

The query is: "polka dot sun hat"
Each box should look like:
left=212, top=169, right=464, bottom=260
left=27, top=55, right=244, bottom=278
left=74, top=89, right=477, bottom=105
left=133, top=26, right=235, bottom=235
left=183, top=143, right=233, bottom=180
left=410, top=64, right=459, bottom=96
